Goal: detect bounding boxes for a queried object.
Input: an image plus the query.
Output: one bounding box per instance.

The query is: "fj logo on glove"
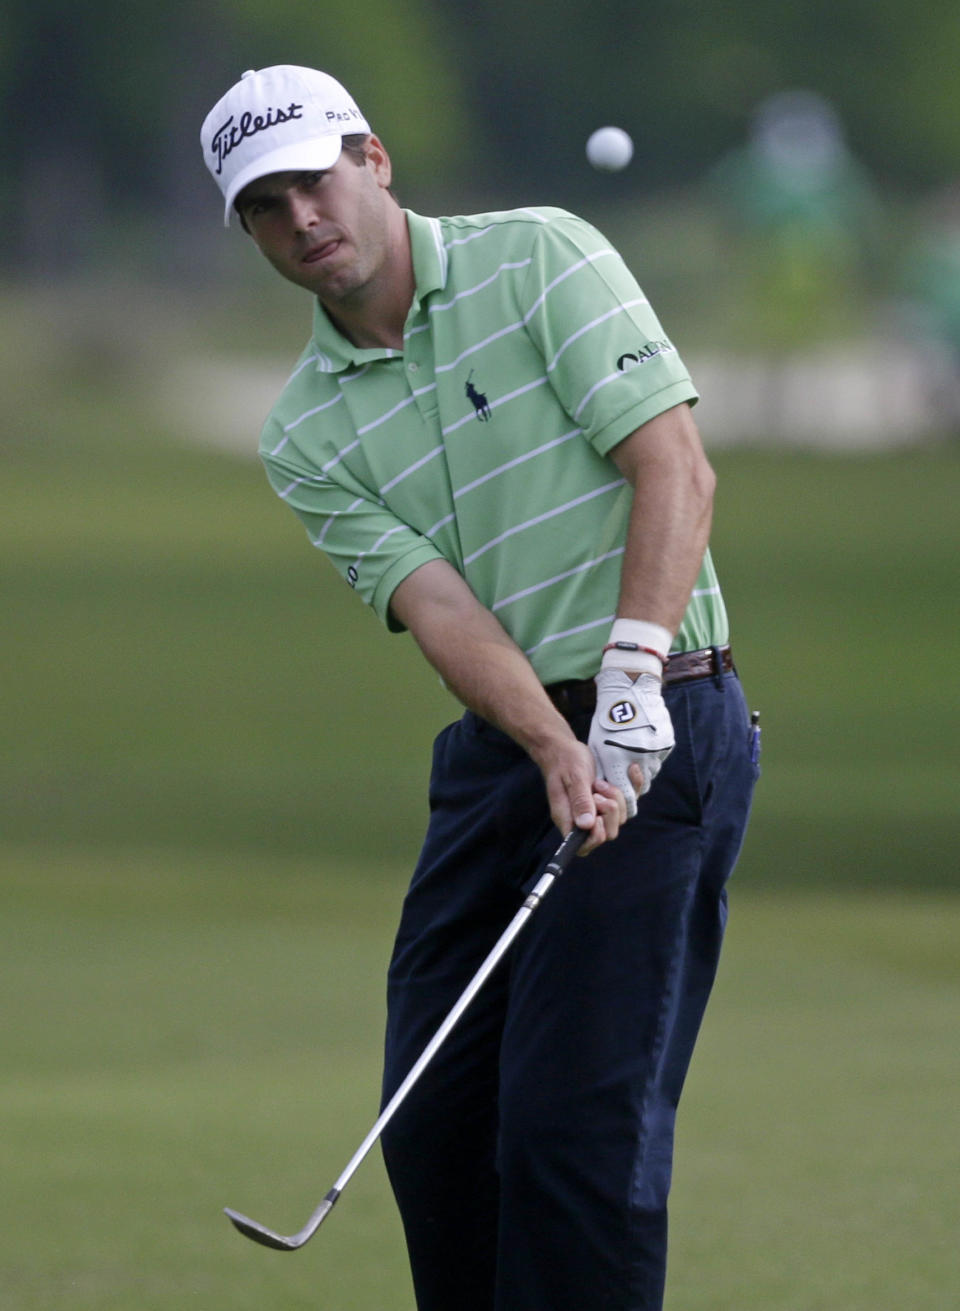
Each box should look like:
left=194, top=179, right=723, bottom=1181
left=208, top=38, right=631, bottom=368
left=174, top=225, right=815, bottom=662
left=608, top=700, right=637, bottom=725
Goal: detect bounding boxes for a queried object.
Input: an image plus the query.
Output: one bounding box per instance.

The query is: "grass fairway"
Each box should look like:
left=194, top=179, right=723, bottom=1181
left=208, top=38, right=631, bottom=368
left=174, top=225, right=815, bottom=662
left=669, top=890, right=960, bottom=1309
left=1, top=848, right=414, bottom=1311
left=2, top=307, right=959, bottom=1306
left=2, top=853, right=958, bottom=1310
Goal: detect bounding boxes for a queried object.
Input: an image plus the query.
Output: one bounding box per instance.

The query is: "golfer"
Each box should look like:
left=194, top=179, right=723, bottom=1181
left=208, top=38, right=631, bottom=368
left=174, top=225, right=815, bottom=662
left=202, top=65, right=757, bottom=1311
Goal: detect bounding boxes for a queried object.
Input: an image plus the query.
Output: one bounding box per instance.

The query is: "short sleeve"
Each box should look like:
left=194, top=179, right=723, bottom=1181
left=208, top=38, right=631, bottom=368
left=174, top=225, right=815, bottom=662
left=520, top=215, right=698, bottom=456
left=262, top=444, right=445, bottom=631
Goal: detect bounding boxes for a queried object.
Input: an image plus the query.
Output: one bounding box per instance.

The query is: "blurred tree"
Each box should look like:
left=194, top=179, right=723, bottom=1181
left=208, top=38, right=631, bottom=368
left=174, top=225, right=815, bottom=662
left=707, top=90, right=887, bottom=346
left=214, top=0, right=473, bottom=189
left=0, top=0, right=474, bottom=270
left=898, top=187, right=960, bottom=426
left=4, top=0, right=960, bottom=271
left=442, top=0, right=960, bottom=196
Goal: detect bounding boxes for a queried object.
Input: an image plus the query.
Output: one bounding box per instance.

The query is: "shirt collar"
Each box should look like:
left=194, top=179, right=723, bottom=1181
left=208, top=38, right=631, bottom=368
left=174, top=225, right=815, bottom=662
left=310, top=210, right=448, bottom=373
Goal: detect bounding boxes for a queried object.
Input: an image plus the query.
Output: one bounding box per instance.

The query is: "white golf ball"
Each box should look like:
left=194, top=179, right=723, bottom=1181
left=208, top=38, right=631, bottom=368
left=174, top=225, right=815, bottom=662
left=586, top=126, right=634, bottom=172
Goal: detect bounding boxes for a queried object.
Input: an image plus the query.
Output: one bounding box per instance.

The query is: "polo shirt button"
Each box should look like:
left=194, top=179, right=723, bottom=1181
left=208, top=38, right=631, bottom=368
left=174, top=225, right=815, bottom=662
left=407, top=361, right=419, bottom=373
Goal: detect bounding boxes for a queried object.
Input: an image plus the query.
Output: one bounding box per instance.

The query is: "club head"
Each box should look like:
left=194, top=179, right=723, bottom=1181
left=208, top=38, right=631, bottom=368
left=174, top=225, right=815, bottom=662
left=224, top=1208, right=306, bottom=1251
left=224, top=1190, right=339, bottom=1251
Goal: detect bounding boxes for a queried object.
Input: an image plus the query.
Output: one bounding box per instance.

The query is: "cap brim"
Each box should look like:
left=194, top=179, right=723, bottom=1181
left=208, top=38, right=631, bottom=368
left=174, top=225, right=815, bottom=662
left=224, top=135, right=345, bottom=225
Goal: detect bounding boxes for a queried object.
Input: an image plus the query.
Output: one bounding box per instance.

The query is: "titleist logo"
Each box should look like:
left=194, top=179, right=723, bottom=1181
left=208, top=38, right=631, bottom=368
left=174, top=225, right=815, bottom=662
left=210, top=103, right=304, bottom=174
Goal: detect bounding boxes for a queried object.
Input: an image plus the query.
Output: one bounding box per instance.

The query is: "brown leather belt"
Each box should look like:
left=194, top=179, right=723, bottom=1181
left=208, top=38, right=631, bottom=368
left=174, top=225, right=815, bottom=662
left=546, top=644, right=735, bottom=718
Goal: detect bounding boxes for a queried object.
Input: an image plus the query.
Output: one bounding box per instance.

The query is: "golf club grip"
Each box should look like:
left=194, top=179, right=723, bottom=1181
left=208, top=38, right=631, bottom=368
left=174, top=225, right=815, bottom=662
left=548, top=825, right=589, bottom=873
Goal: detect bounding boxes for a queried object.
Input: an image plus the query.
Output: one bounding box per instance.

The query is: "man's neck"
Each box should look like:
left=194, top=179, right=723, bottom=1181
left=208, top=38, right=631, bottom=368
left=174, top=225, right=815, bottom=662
left=322, top=208, right=414, bottom=352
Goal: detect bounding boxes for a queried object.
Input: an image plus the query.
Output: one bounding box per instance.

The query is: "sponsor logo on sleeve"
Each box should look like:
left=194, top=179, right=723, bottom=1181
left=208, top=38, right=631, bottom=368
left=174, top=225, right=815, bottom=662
left=616, top=339, right=676, bottom=372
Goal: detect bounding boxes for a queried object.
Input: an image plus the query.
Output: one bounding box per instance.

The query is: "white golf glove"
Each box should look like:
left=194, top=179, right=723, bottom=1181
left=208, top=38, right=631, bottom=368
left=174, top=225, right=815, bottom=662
left=589, top=669, right=675, bottom=817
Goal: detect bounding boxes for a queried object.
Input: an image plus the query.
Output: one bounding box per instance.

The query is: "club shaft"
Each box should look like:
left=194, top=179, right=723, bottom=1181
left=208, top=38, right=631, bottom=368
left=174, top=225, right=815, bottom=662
left=225, top=826, right=586, bottom=1248
left=332, top=846, right=576, bottom=1193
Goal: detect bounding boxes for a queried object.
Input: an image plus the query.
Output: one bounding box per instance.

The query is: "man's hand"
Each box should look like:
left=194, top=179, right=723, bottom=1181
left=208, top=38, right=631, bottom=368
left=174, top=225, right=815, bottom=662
left=390, top=558, right=640, bottom=854
left=534, top=736, right=631, bottom=856
left=589, top=669, right=675, bottom=817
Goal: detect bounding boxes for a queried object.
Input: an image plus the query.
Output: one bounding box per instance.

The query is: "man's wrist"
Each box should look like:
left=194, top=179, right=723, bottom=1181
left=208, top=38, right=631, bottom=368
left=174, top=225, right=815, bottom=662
left=600, top=618, right=672, bottom=678
left=510, top=697, right=580, bottom=770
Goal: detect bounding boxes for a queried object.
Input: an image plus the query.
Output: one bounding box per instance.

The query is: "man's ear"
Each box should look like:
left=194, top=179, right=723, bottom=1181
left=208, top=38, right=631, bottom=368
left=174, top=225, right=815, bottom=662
left=365, top=135, right=393, bottom=189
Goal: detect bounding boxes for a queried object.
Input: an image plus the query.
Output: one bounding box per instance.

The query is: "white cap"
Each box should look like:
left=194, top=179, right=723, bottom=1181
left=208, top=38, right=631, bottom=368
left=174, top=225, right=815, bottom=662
left=200, top=65, right=372, bottom=225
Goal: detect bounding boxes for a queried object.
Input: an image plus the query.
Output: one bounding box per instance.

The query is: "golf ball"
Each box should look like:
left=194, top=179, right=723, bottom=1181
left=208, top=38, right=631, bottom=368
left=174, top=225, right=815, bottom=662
left=586, top=126, right=634, bottom=172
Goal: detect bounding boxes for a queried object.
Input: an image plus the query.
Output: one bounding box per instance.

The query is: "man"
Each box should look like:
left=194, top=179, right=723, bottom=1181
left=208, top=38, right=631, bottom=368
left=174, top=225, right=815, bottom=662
left=201, top=65, right=757, bottom=1311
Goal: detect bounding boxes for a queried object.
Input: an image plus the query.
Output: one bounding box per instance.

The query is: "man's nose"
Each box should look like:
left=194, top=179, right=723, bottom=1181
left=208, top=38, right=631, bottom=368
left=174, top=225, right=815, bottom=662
left=288, top=192, right=318, bottom=231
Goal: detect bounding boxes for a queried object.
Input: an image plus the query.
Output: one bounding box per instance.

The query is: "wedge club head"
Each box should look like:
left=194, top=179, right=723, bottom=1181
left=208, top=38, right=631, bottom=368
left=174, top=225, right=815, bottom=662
left=224, top=1188, right=340, bottom=1251
left=223, top=829, right=587, bottom=1253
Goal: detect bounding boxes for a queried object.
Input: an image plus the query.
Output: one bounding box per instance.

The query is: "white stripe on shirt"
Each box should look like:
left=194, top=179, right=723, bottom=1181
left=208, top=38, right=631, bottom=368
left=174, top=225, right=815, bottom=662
left=464, top=480, right=624, bottom=565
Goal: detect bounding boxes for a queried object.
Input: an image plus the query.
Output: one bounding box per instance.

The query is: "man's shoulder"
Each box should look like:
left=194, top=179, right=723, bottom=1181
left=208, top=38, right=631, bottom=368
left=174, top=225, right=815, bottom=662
left=436, top=205, right=594, bottom=253
left=439, top=204, right=577, bottom=229
left=259, top=340, right=339, bottom=454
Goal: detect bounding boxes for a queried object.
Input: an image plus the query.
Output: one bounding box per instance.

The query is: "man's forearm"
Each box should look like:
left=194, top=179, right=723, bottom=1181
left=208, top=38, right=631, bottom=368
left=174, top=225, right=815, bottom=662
left=389, top=559, right=572, bottom=763
left=388, top=559, right=633, bottom=849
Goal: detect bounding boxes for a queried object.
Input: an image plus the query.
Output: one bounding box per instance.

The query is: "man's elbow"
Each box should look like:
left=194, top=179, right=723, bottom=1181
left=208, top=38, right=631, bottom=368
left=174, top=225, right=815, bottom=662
left=683, top=439, right=716, bottom=520
left=694, top=449, right=716, bottom=512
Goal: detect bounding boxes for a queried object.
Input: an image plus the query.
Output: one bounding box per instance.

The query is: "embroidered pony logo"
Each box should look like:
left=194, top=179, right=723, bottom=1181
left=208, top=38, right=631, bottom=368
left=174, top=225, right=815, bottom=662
left=465, top=370, right=492, bottom=422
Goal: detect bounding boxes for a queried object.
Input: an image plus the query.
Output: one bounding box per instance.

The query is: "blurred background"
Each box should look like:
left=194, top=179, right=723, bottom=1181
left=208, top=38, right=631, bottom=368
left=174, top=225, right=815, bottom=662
left=2, top=3, right=959, bottom=1308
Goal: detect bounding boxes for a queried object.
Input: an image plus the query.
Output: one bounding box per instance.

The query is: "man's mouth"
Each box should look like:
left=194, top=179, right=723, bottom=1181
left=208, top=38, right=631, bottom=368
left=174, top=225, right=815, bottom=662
left=301, top=238, right=341, bottom=265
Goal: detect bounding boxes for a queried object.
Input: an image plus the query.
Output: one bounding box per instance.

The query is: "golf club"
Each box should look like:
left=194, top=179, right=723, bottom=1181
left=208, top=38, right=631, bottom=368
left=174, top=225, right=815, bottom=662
left=224, top=825, right=588, bottom=1251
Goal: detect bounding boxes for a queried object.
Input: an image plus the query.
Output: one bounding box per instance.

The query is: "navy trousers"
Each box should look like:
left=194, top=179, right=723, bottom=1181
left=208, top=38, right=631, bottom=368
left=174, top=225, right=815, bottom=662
left=381, top=670, right=757, bottom=1310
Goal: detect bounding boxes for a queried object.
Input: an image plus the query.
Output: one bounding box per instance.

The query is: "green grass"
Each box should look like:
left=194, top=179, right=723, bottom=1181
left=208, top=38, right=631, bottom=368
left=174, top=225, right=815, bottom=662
left=708, top=445, right=960, bottom=889
left=1, top=384, right=452, bottom=869
left=0, top=848, right=413, bottom=1311
left=670, top=890, right=960, bottom=1309
left=2, top=851, right=958, bottom=1310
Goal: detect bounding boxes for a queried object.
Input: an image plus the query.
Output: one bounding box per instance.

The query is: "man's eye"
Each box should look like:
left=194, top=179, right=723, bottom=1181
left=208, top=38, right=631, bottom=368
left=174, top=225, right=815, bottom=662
left=246, top=197, right=274, bottom=217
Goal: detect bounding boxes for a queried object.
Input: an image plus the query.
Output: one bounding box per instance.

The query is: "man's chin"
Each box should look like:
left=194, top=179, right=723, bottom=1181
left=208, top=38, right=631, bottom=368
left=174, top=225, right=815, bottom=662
left=291, top=258, right=359, bottom=300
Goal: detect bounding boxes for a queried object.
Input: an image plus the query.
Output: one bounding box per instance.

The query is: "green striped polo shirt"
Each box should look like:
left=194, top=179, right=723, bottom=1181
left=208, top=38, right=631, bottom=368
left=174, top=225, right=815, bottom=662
left=260, top=206, right=728, bottom=685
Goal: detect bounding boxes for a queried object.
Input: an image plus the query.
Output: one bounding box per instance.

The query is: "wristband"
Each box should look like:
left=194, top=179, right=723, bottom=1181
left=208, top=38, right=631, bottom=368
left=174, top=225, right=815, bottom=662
left=602, top=641, right=666, bottom=665
left=600, top=618, right=673, bottom=675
